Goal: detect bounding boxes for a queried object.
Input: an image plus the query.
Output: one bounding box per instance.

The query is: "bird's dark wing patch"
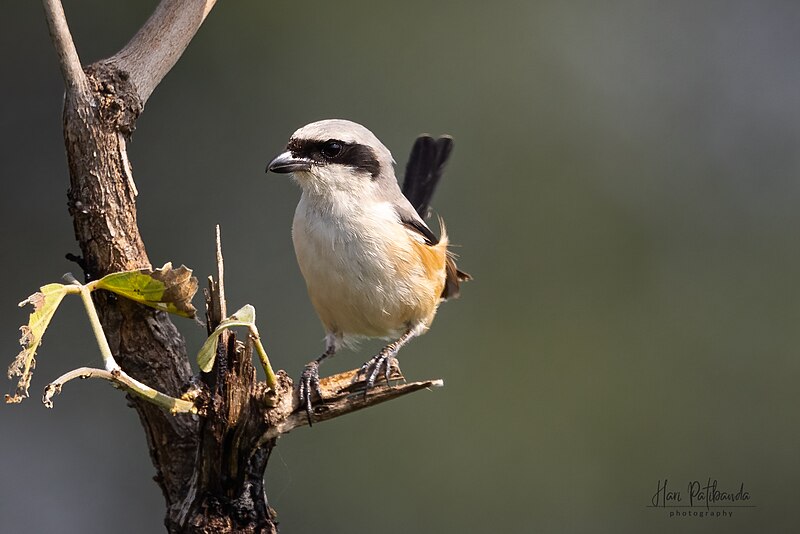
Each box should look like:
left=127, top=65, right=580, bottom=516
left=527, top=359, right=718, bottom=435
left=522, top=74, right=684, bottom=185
left=397, top=209, right=439, bottom=246
left=401, top=135, right=454, bottom=218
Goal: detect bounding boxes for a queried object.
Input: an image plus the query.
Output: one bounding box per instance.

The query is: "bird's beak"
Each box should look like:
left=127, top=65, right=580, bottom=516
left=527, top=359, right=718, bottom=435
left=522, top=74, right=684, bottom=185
left=266, top=151, right=312, bottom=174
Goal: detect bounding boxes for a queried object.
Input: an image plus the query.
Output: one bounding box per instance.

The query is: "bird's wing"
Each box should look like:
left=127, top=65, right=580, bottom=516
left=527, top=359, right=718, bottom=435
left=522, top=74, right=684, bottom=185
left=394, top=202, right=438, bottom=246
left=401, top=135, right=454, bottom=219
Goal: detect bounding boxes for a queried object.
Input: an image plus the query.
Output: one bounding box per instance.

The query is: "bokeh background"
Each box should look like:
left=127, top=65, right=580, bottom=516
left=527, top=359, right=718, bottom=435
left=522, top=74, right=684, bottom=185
left=3, top=1, right=800, bottom=532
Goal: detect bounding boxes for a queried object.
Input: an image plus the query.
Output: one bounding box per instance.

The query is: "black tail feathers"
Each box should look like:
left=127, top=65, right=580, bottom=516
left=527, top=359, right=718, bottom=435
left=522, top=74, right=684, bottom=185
left=401, top=135, right=454, bottom=218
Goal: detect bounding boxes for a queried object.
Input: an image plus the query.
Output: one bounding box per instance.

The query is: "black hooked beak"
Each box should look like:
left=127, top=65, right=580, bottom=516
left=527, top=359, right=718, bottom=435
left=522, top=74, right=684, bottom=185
left=266, top=151, right=312, bottom=174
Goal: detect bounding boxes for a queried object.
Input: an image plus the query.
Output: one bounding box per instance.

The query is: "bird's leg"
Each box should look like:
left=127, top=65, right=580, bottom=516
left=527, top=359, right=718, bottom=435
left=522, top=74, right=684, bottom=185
left=299, top=335, right=338, bottom=425
left=356, top=327, right=419, bottom=395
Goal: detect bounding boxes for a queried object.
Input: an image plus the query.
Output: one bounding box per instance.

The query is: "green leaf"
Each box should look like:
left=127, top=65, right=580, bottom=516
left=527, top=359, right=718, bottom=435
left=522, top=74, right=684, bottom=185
left=94, top=262, right=198, bottom=318
left=196, top=305, right=256, bottom=373
left=6, top=284, right=69, bottom=403
left=197, top=334, right=220, bottom=373
left=220, top=304, right=256, bottom=328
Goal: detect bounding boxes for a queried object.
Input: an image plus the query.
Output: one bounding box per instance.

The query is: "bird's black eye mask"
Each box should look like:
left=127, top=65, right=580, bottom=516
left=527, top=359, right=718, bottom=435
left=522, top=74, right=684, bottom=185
left=287, top=138, right=380, bottom=178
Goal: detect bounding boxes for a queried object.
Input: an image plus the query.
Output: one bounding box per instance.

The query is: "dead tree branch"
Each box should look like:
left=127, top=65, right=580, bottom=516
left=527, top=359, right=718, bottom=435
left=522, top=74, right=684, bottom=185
left=36, top=1, right=444, bottom=532
left=262, top=370, right=444, bottom=442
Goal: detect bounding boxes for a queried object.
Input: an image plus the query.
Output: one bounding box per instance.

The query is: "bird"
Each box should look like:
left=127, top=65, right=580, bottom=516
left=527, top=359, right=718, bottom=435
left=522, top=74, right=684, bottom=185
left=266, top=119, right=469, bottom=423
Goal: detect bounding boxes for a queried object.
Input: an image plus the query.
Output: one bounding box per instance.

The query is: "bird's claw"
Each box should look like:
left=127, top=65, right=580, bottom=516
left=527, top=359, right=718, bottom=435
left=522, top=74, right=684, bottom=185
left=354, top=351, right=401, bottom=397
left=299, top=361, right=323, bottom=425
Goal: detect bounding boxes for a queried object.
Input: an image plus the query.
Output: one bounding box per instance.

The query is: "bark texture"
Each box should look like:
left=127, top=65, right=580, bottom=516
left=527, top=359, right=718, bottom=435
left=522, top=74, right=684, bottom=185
left=172, top=264, right=281, bottom=533
left=63, top=53, right=202, bottom=529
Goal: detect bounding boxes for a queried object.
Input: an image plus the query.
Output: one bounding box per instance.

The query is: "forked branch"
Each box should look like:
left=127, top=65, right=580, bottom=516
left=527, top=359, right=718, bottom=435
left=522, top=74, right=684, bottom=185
left=41, top=0, right=218, bottom=521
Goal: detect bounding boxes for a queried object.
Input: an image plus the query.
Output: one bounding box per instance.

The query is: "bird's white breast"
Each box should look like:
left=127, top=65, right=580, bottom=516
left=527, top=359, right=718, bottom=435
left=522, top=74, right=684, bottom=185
left=292, top=191, right=439, bottom=339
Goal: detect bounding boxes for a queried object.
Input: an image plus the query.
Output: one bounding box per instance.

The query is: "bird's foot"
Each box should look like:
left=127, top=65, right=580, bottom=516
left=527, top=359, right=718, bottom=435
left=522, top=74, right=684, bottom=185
left=354, top=350, right=403, bottom=397
left=298, top=361, right=323, bottom=425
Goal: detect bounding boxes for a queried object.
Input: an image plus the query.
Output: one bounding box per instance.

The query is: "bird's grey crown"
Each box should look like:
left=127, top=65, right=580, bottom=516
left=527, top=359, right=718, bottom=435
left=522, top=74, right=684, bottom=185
left=290, top=119, right=393, bottom=162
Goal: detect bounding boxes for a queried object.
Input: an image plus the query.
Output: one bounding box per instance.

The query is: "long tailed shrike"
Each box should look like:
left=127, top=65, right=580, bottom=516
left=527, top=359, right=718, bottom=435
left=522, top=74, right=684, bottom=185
left=267, top=119, right=469, bottom=423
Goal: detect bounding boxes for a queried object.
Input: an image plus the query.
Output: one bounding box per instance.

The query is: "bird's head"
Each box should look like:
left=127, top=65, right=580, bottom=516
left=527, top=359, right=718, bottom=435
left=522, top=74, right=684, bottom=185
left=267, top=119, right=396, bottom=197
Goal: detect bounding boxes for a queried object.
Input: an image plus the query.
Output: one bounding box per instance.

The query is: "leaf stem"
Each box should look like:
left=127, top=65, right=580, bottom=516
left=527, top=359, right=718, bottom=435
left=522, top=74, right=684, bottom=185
left=43, top=366, right=197, bottom=414
left=77, top=285, right=119, bottom=371
left=249, top=326, right=277, bottom=390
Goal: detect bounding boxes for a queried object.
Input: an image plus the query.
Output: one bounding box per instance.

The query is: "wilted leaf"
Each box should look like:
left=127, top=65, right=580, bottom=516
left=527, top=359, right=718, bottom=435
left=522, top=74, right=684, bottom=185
left=94, top=262, right=198, bottom=318
left=5, top=284, right=69, bottom=403
left=196, top=304, right=256, bottom=373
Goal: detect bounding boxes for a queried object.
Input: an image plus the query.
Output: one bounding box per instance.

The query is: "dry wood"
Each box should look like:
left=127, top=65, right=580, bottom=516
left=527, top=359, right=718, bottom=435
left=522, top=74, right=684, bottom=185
left=262, top=369, right=444, bottom=442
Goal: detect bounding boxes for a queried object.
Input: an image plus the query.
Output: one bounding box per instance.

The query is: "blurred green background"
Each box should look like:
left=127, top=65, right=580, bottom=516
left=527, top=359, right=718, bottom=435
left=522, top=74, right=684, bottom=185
left=2, top=1, right=800, bottom=532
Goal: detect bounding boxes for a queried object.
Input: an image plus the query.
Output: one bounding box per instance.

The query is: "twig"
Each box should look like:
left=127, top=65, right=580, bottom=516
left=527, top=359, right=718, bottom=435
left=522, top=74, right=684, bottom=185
left=43, top=367, right=197, bottom=414
left=215, top=225, right=226, bottom=320
left=108, top=0, right=217, bottom=104
left=258, top=369, right=444, bottom=444
left=41, top=0, right=89, bottom=94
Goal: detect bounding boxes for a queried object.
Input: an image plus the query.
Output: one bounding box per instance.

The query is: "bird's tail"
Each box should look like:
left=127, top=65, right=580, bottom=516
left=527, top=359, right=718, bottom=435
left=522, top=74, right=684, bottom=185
left=401, top=135, right=454, bottom=219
